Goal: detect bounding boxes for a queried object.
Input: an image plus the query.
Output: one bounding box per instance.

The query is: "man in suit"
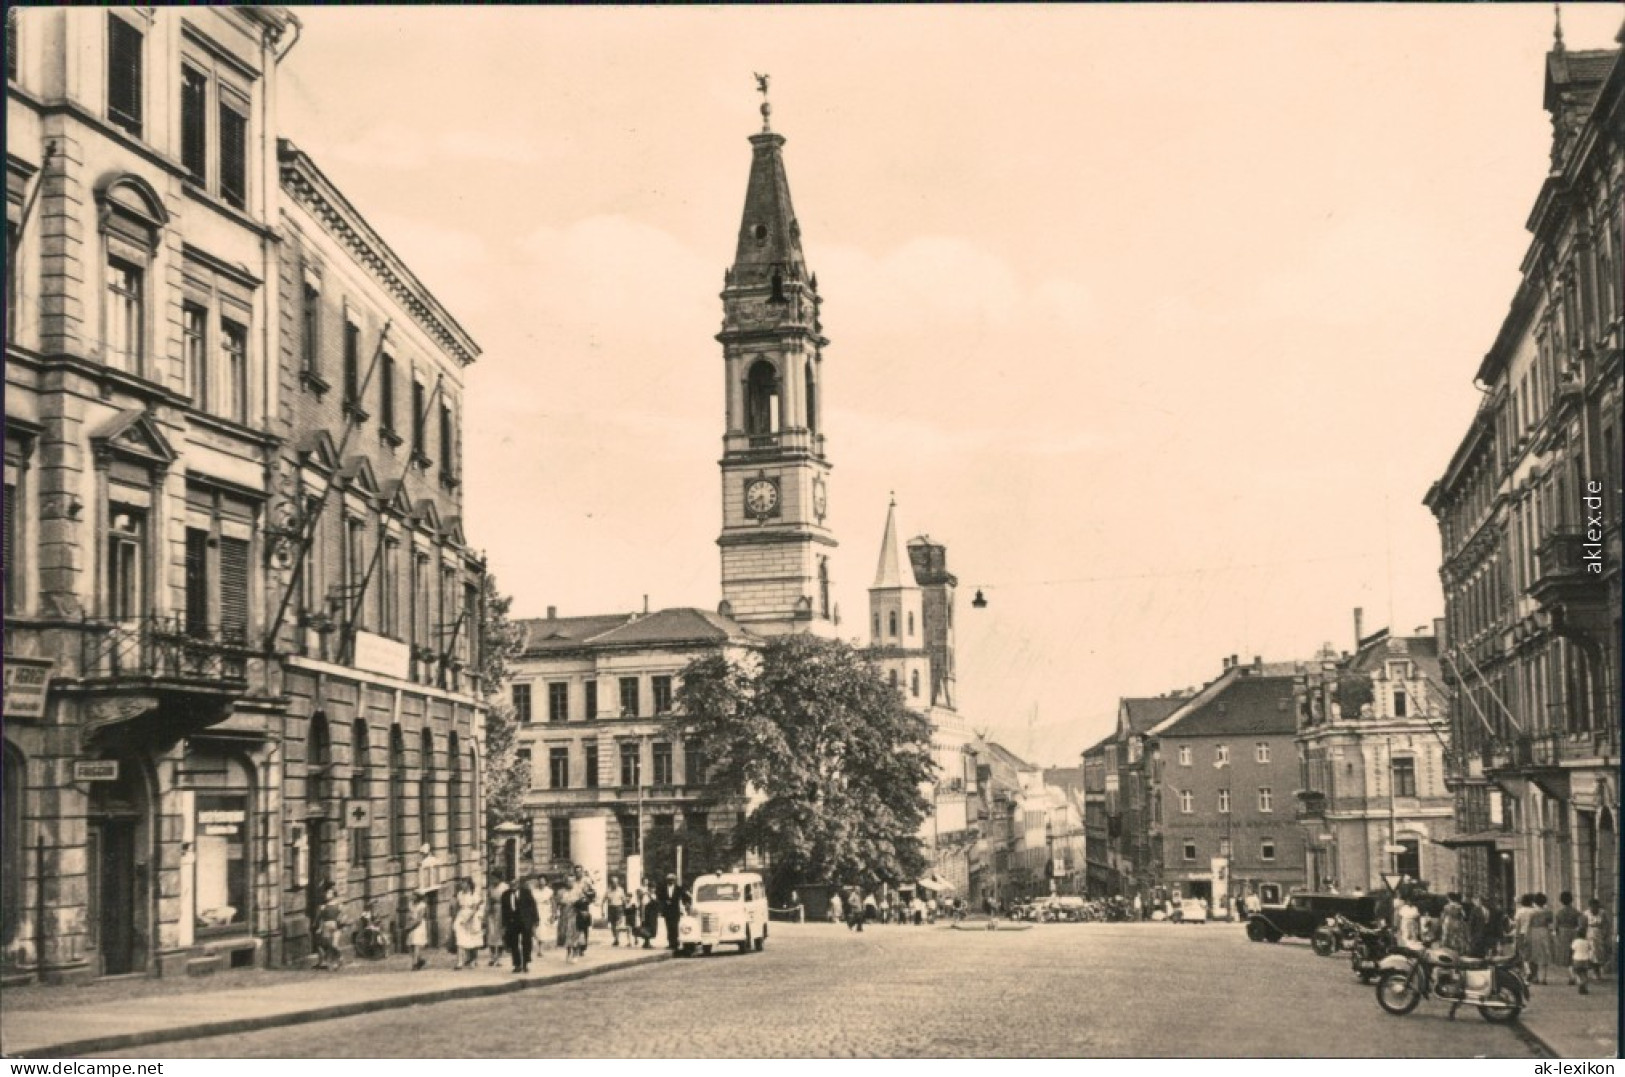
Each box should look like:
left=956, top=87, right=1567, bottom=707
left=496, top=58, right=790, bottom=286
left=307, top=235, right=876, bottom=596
left=657, top=873, right=689, bottom=951
left=501, top=873, right=541, bottom=972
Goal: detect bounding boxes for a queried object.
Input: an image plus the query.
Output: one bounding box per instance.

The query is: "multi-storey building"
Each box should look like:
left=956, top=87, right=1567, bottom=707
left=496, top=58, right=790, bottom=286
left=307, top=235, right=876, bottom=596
left=2, top=7, right=489, bottom=982
left=864, top=501, right=978, bottom=894
left=265, top=141, right=487, bottom=961
left=1423, top=27, right=1621, bottom=916
left=1146, top=659, right=1307, bottom=913
left=4, top=7, right=299, bottom=981
left=1080, top=737, right=1113, bottom=895
left=1098, top=695, right=1186, bottom=902
left=1295, top=617, right=1456, bottom=893
left=509, top=607, right=757, bottom=887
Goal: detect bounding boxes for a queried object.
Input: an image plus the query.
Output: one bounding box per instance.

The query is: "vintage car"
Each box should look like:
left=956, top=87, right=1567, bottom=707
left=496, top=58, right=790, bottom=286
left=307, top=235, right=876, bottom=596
left=1171, top=897, right=1209, bottom=924
left=677, top=871, right=769, bottom=956
left=1245, top=892, right=1380, bottom=945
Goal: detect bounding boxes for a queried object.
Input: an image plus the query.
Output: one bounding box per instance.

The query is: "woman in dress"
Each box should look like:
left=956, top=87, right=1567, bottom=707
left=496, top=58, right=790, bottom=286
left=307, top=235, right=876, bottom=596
left=1440, top=892, right=1469, bottom=954
left=452, top=877, right=484, bottom=969
left=556, top=872, right=583, bottom=963
left=407, top=892, right=430, bottom=971
left=1526, top=892, right=1557, bottom=985
left=485, top=873, right=509, bottom=967
left=1553, top=891, right=1582, bottom=978
left=1512, top=894, right=1536, bottom=974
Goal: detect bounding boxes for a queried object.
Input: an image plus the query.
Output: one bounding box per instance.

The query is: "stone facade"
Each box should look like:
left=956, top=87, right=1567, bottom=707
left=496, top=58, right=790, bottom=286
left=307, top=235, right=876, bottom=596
left=1423, top=31, right=1621, bottom=918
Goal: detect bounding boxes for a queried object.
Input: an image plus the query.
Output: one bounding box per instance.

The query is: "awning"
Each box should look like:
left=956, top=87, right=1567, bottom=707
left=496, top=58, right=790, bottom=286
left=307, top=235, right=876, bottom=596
left=1436, top=830, right=1518, bottom=852
left=917, top=875, right=955, bottom=892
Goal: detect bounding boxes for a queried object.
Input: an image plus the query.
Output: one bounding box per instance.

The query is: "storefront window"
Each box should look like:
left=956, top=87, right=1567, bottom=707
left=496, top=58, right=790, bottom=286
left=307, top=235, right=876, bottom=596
left=195, top=793, right=248, bottom=933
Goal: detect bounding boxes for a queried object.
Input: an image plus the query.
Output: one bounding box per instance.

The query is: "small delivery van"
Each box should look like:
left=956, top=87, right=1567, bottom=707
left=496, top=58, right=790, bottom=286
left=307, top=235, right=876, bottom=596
left=677, top=872, right=769, bottom=956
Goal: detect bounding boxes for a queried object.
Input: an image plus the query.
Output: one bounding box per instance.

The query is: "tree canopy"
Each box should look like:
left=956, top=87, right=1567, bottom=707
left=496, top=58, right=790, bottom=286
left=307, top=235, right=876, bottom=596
left=475, top=571, right=529, bottom=841
left=677, top=634, right=935, bottom=896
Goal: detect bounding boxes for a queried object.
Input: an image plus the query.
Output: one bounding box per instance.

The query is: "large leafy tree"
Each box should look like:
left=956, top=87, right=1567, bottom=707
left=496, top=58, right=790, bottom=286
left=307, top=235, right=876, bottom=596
left=677, top=634, right=935, bottom=897
left=474, top=572, right=528, bottom=843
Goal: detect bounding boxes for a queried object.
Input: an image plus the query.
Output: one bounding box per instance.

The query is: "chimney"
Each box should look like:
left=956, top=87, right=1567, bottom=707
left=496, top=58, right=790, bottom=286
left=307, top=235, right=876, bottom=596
left=1231, top=654, right=1239, bottom=671
left=1253, top=655, right=1263, bottom=673
left=1353, top=607, right=1364, bottom=647
left=1221, top=656, right=1232, bottom=671
left=546, top=605, right=557, bottom=620
left=1433, top=617, right=1447, bottom=649
left=643, top=594, right=650, bottom=615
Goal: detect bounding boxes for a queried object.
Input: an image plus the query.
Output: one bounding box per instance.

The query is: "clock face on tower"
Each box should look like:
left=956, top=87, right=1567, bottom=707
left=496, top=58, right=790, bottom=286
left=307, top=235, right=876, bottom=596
left=745, top=477, right=780, bottom=519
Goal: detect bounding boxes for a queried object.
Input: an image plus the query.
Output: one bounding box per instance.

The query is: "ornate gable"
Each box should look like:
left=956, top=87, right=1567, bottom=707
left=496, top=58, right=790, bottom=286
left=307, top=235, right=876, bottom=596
left=295, top=429, right=339, bottom=473
left=337, top=455, right=380, bottom=499
left=413, top=498, right=443, bottom=535
left=90, top=409, right=178, bottom=469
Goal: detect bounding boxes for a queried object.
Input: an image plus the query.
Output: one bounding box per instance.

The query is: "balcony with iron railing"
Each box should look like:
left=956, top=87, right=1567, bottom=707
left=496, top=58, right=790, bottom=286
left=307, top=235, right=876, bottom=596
left=1531, top=528, right=1609, bottom=611
left=76, top=614, right=256, bottom=743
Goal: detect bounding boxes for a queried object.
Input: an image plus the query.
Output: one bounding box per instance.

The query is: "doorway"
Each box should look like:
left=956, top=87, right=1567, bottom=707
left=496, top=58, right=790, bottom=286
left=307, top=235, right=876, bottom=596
left=87, top=759, right=149, bottom=977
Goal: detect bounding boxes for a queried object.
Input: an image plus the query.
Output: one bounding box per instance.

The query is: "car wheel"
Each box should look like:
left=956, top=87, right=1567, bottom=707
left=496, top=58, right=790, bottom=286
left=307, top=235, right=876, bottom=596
left=754, top=932, right=765, bottom=952
left=1245, top=920, right=1269, bottom=942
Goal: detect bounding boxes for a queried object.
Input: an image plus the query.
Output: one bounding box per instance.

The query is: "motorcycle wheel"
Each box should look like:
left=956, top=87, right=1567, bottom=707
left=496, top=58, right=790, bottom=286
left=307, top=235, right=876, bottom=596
left=1478, top=982, right=1523, bottom=1024
left=1311, top=926, right=1337, bottom=958
left=1375, top=970, right=1422, bottom=1016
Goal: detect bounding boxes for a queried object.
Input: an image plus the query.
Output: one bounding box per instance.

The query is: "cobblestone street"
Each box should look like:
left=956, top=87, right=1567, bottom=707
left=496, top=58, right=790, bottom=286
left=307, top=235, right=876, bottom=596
left=96, top=923, right=1541, bottom=1058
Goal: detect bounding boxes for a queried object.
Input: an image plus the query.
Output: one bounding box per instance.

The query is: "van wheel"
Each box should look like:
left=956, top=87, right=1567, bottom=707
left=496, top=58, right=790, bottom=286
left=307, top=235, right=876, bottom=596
left=738, top=927, right=752, bottom=953
left=700, top=944, right=711, bottom=956
left=754, top=933, right=765, bottom=952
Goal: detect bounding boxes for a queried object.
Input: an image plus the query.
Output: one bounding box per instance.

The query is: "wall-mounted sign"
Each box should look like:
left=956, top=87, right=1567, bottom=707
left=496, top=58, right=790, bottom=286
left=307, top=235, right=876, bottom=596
left=352, top=631, right=410, bottom=681
left=4, top=657, right=54, bottom=718
left=74, top=760, right=120, bottom=782
left=345, top=800, right=372, bottom=830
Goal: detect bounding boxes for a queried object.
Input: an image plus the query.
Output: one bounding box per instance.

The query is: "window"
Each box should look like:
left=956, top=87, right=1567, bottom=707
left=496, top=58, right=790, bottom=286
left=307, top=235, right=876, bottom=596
left=1215, top=744, right=1229, bottom=766
left=107, top=15, right=143, bottom=138
left=1217, top=789, right=1230, bottom=814
left=1182, top=841, right=1197, bottom=863
left=1218, top=838, right=1231, bottom=858
left=343, top=518, right=367, bottom=632
left=218, top=99, right=247, bottom=210
left=889, top=669, right=898, bottom=689
left=218, top=536, right=248, bottom=643
left=1260, top=839, right=1277, bottom=862
left=652, top=675, right=673, bottom=715
left=193, top=793, right=248, bottom=933
left=818, top=557, right=830, bottom=618
left=619, top=742, right=640, bottom=788
left=221, top=318, right=248, bottom=423
left=380, top=539, right=400, bottom=637
left=439, top=401, right=455, bottom=477
left=584, top=742, right=599, bottom=789
left=619, top=676, right=639, bottom=718
left=350, top=720, right=372, bottom=867
left=301, top=280, right=321, bottom=377
left=745, top=360, right=780, bottom=435
left=181, top=66, right=207, bottom=181
left=685, top=739, right=706, bottom=785
left=6, top=9, right=17, bottom=82
left=418, top=729, right=435, bottom=852
left=411, top=379, right=427, bottom=461
left=888, top=611, right=898, bottom=638
left=548, top=682, right=568, bottom=723
left=184, top=304, right=208, bottom=407
left=516, top=747, right=531, bottom=780
left=1257, top=787, right=1273, bottom=813
left=106, top=504, right=146, bottom=621
left=549, top=817, right=571, bottom=863
left=185, top=528, right=210, bottom=636
left=4, top=479, right=18, bottom=613
left=907, top=612, right=915, bottom=636
left=388, top=726, right=406, bottom=857
left=620, top=817, right=641, bottom=857
left=512, top=683, right=532, bottom=724
left=585, top=681, right=598, bottom=719
left=105, top=257, right=143, bottom=372
left=911, top=669, right=921, bottom=697
left=379, top=354, right=397, bottom=435
left=344, top=320, right=362, bottom=407
left=872, top=613, right=880, bottom=639
left=1393, top=688, right=1407, bottom=718
left=446, top=732, right=461, bottom=859
left=1178, top=790, right=1193, bottom=814
left=652, top=742, right=674, bottom=786
left=549, top=746, right=569, bottom=790
left=1392, top=756, right=1417, bottom=798
left=1177, top=745, right=1191, bottom=767
left=1255, top=742, right=1270, bottom=764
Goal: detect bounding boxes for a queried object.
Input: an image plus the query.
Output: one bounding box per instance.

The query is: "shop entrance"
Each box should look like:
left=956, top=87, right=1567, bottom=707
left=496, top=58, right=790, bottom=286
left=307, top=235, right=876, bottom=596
left=88, top=759, right=149, bottom=976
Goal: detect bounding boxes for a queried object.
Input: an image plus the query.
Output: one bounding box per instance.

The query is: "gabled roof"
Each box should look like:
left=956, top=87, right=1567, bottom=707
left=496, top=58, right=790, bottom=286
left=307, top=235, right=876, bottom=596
left=89, top=408, right=177, bottom=468
left=980, top=740, right=1039, bottom=773
left=514, top=608, right=756, bottom=656
left=1079, top=732, right=1116, bottom=759
left=1119, top=696, right=1187, bottom=735
left=1345, top=629, right=1442, bottom=682
left=1152, top=671, right=1297, bottom=739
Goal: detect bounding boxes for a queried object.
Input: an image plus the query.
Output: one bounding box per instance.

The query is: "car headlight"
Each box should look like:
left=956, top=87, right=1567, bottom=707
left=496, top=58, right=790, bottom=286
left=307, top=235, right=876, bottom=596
left=681, top=922, right=695, bottom=935
left=728, top=922, right=741, bottom=933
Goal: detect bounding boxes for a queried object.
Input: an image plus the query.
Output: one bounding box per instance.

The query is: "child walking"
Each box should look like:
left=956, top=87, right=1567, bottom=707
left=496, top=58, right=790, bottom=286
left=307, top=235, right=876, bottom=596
left=407, top=893, right=430, bottom=971
left=1570, top=924, right=1594, bottom=995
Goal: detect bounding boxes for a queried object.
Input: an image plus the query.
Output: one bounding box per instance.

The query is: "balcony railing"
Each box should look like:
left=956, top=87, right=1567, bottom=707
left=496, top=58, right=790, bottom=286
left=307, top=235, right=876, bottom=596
left=1534, top=529, right=1602, bottom=593
left=82, top=614, right=250, bottom=686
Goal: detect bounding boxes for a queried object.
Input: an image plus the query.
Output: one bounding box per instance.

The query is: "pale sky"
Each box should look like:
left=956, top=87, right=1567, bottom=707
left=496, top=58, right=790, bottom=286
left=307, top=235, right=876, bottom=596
left=279, top=4, right=1623, bottom=765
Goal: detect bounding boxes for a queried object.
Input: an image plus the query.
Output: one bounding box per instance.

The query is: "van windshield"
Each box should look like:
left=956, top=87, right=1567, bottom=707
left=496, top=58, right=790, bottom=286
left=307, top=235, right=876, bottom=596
left=696, top=883, right=740, bottom=903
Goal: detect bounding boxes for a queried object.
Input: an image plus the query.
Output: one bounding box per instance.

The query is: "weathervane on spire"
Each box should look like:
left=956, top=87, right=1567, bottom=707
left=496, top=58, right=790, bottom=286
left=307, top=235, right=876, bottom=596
left=754, top=72, right=772, bottom=132
left=1553, top=2, right=1565, bottom=52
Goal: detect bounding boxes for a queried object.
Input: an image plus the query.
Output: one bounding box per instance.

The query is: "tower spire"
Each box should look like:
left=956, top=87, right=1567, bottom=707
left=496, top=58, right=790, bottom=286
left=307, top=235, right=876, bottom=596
left=1553, top=2, right=1565, bottom=52
left=873, top=496, right=909, bottom=589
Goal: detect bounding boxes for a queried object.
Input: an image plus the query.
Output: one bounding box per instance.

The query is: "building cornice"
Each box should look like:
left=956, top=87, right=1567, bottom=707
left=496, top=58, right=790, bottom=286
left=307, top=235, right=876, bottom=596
left=278, top=140, right=481, bottom=368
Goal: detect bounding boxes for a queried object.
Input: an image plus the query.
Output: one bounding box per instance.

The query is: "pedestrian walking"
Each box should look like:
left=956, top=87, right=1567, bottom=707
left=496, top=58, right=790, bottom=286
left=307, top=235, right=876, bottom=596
left=416, top=843, right=444, bottom=949
left=1440, top=893, right=1468, bottom=954
left=828, top=890, right=844, bottom=925
left=1527, top=893, right=1557, bottom=984
left=1394, top=892, right=1421, bottom=949
left=604, top=876, right=629, bottom=947
left=527, top=874, right=553, bottom=962
left=313, top=881, right=344, bottom=971
left=501, top=873, right=540, bottom=973
left=406, top=892, right=430, bottom=971
left=1570, top=924, right=1595, bottom=994
left=658, top=872, right=689, bottom=951
left=485, top=873, right=509, bottom=967
left=640, top=881, right=661, bottom=949
left=1583, top=898, right=1612, bottom=975
left=1555, top=891, right=1582, bottom=976
left=452, top=877, right=484, bottom=969
left=553, top=877, right=572, bottom=954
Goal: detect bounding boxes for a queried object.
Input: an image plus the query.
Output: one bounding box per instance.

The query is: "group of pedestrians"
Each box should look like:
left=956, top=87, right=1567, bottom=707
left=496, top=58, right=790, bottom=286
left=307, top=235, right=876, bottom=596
left=1511, top=890, right=1610, bottom=994
left=827, top=889, right=960, bottom=930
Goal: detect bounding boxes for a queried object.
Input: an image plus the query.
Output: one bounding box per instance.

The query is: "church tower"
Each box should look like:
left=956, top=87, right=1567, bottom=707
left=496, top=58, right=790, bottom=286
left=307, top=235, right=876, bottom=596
left=868, top=499, right=930, bottom=705
left=717, top=90, right=837, bottom=636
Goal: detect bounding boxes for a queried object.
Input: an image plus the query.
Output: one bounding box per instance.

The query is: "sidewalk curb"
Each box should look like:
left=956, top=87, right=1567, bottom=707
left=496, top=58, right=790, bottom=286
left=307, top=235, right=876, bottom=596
left=7, top=951, right=673, bottom=1059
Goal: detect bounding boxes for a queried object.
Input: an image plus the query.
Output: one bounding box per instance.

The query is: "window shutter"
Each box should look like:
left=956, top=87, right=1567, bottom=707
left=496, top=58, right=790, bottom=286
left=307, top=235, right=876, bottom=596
left=7, top=10, right=19, bottom=83
left=3, top=483, right=15, bottom=612
left=218, top=536, right=249, bottom=643
left=218, top=103, right=247, bottom=209
left=107, top=16, right=143, bottom=135
left=185, top=529, right=210, bottom=635
left=181, top=68, right=207, bottom=180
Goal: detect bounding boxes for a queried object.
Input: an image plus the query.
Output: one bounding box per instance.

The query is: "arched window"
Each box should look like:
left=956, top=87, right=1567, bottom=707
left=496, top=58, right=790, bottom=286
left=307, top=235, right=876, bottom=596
left=349, top=720, right=371, bottom=867
left=388, top=726, right=406, bottom=857
left=745, top=360, right=780, bottom=435
left=872, top=613, right=880, bottom=639
left=419, top=728, right=436, bottom=853
left=911, top=670, right=921, bottom=698
left=889, top=669, right=898, bottom=688
left=446, top=731, right=462, bottom=861
left=907, top=612, right=915, bottom=637
left=307, top=714, right=331, bottom=808
left=888, top=611, right=898, bottom=638
left=805, top=365, right=818, bottom=436
left=818, top=558, right=830, bottom=618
